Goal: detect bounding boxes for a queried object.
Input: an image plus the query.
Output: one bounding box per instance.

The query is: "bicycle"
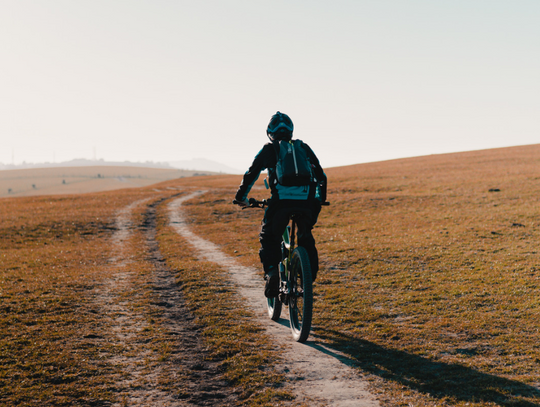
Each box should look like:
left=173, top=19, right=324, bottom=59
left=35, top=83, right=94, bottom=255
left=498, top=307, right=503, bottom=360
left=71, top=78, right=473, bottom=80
left=234, top=198, right=329, bottom=342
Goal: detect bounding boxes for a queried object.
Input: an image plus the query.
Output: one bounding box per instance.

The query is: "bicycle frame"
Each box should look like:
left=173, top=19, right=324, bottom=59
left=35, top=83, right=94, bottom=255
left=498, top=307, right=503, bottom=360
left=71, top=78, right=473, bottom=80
left=279, top=218, right=297, bottom=304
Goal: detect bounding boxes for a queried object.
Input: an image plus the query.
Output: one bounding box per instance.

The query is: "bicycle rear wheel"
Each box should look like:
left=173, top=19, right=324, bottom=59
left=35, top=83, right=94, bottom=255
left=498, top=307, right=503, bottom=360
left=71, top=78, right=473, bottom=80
left=288, top=247, right=313, bottom=342
left=267, top=296, right=282, bottom=321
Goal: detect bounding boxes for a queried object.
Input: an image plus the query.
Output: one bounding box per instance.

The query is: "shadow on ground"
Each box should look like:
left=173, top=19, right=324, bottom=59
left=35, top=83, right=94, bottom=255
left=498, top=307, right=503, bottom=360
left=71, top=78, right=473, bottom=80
left=311, top=328, right=540, bottom=406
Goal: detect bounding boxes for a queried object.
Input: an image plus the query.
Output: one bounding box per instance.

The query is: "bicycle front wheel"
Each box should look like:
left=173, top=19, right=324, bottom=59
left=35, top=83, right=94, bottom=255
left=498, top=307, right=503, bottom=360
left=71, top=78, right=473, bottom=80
left=288, top=247, right=313, bottom=343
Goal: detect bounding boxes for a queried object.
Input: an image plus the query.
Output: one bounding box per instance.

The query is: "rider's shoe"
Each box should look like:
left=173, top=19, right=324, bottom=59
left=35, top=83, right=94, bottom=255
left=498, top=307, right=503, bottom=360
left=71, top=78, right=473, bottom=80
left=264, top=266, right=279, bottom=298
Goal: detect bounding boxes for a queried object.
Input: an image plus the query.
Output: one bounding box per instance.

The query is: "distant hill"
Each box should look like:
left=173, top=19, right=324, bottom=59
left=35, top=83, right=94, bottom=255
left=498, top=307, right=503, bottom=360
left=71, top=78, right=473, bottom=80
left=0, top=166, right=215, bottom=198
left=0, top=158, right=242, bottom=174
left=0, top=159, right=174, bottom=171
left=168, top=158, right=243, bottom=174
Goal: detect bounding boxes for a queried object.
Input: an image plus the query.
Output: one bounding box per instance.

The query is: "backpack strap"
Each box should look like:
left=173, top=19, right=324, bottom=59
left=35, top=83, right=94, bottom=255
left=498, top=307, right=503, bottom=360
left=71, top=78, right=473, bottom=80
left=271, top=139, right=280, bottom=160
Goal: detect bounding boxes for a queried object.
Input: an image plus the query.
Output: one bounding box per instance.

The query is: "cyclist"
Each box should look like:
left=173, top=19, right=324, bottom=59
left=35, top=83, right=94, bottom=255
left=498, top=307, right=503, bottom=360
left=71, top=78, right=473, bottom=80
left=234, top=112, right=327, bottom=298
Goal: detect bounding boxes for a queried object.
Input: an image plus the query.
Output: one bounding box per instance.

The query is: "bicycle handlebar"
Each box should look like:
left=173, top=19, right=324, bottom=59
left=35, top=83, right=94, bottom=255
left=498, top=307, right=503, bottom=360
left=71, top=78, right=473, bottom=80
left=233, top=198, right=330, bottom=209
left=232, top=198, right=268, bottom=209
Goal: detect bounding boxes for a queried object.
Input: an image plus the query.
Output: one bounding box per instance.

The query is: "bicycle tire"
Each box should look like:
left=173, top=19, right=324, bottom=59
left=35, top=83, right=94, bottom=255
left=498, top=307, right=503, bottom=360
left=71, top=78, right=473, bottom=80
left=267, top=296, right=282, bottom=321
left=288, top=247, right=313, bottom=342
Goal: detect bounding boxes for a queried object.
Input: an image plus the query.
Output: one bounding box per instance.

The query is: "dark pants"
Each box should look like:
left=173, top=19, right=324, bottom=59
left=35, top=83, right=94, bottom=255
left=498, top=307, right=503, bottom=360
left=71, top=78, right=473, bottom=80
left=259, top=199, right=321, bottom=281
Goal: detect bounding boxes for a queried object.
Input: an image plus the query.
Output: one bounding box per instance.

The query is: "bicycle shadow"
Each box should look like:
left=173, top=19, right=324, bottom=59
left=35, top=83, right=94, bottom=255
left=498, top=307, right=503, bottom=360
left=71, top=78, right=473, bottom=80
left=304, top=327, right=540, bottom=406
left=276, top=318, right=291, bottom=329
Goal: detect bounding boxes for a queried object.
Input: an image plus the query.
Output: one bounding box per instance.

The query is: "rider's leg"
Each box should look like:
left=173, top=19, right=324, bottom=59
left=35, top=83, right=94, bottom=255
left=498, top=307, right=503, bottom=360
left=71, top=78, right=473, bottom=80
left=297, top=225, right=319, bottom=281
left=259, top=203, right=290, bottom=297
left=259, top=205, right=282, bottom=273
left=297, top=201, right=322, bottom=281
left=259, top=202, right=295, bottom=269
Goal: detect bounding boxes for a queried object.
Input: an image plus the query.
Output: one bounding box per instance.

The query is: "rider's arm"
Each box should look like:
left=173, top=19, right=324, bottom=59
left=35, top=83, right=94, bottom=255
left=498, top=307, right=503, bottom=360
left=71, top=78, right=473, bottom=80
left=235, top=144, right=274, bottom=202
left=303, top=143, right=328, bottom=202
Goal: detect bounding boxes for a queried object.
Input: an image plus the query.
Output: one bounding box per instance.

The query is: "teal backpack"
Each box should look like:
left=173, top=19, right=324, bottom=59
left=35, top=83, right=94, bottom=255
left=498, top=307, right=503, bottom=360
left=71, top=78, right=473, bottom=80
left=273, top=139, right=313, bottom=186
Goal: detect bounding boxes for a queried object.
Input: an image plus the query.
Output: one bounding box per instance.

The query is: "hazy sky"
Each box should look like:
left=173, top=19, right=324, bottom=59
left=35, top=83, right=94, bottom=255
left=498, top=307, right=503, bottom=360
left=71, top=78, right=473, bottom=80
left=1, top=1, right=539, bottom=171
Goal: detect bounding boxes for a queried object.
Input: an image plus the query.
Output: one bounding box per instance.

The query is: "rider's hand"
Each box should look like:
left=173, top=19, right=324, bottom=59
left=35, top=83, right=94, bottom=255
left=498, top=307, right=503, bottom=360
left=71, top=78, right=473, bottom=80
left=236, top=199, right=249, bottom=208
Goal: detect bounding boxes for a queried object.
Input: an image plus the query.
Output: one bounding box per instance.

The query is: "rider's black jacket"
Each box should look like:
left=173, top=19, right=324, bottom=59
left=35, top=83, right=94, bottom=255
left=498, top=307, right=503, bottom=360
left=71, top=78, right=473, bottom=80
left=235, top=140, right=327, bottom=203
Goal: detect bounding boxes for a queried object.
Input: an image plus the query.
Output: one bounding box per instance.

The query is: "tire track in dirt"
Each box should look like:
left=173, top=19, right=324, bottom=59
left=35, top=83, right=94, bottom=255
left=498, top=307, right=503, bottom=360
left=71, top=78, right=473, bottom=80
left=92, top=197, right=237, bottom=406
left=141, top=198, right=237, bottom=406
left=169, top=191, right=380, bottom=407
left=96, top=198, right=176, bottom=406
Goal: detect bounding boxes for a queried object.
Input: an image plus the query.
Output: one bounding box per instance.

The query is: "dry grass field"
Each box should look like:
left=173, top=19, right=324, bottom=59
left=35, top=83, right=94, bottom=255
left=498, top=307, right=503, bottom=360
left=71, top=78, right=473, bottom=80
left=2, top=144, right=540, bottom=406
left=0, top=166, right=212, bottom=198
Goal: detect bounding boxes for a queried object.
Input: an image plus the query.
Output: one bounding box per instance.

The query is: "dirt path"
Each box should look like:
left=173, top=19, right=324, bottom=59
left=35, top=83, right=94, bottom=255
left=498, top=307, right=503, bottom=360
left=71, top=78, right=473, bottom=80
left=168, top=191, right=380, bottom=407
left=93, top=198, right=177, bottom=406
left=92, top=197, right=237, bottom=406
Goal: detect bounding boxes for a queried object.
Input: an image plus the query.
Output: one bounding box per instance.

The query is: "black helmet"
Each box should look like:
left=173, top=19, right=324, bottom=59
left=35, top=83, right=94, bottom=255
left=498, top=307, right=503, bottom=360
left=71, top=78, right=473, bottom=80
left=266, top=111, right=293, bottom=141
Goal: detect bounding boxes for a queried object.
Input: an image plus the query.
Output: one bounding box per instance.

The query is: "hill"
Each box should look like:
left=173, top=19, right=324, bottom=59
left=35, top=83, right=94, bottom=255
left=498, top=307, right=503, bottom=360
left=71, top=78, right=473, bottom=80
left=0, top=157, right=241, bottom=174
left=0, top=166, right=213, bottom=198
left=168, top=158, right=243, bottom=174
left=159, top=143, right=540, bottom=405
left=2, top=143, right=540, bottom=406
